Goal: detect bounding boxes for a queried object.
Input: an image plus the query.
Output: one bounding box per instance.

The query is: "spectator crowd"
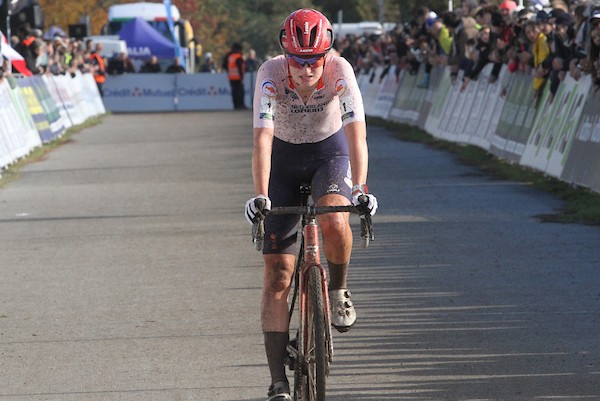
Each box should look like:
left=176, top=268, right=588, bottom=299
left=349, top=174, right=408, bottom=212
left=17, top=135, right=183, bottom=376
left=0, top=23, right=196, bottom=79
left=334, top=0, right=600, bottom=102
left=3, top=0, right=600, bottom=103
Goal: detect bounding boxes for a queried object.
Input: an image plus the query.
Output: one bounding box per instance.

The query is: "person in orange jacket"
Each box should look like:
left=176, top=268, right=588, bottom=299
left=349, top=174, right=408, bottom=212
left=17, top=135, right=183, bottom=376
left=222, top=42, right=247, bottom=109
left=88, top=41, right=107, bottom=97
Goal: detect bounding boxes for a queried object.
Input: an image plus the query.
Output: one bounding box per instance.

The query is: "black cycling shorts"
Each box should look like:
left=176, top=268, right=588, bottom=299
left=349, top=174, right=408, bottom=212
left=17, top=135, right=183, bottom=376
left=264, top=129, right=352, bottom=255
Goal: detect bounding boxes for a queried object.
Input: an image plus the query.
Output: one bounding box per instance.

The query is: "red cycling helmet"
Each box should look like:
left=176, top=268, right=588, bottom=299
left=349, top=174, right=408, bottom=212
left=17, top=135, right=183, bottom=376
left=279, top=9, right=334, bottom=56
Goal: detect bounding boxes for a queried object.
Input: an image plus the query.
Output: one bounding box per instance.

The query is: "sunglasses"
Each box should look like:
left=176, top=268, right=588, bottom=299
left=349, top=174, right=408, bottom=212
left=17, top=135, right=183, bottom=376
left=287, top=54, right=325, bottom=69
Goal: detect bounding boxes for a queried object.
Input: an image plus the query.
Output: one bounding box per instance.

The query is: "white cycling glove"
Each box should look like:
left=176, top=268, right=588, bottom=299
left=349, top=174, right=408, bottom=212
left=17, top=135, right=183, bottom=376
left=351, top=184, right=378, bottom=217
left=245, top=195, right=271, bottom=225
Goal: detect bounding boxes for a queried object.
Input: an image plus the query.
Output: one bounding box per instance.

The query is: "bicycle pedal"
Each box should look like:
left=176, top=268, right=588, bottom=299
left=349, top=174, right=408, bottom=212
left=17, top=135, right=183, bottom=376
left=285, top=338, right=298, bottom=371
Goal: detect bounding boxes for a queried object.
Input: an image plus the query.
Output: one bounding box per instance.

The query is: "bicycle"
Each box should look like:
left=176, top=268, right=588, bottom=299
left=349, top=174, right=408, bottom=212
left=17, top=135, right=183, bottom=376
left=252, top=184, right=374, bottom=401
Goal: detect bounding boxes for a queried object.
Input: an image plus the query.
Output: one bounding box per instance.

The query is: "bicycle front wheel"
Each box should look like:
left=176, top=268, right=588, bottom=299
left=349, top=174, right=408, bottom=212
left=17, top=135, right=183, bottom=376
left=305, top=264, right=328, bottom=401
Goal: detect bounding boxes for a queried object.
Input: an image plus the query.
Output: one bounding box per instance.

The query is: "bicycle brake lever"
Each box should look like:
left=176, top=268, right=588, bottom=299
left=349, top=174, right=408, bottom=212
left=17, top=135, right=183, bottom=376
left=254, top=197, right=270, bottom=220
left=356, top=194, right=370, bottom=216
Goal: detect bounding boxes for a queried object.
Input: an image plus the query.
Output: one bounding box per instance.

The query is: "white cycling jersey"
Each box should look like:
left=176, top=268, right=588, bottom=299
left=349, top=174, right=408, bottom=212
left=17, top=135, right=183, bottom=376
left=252, top=54, right=365, bottom=144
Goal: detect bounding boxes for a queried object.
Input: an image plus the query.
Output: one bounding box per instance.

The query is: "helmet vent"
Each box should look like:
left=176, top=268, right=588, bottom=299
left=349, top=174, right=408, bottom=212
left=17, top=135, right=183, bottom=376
left=309, top=27, right=317, bottom=47
left=296, top=26, right=304, bottom=46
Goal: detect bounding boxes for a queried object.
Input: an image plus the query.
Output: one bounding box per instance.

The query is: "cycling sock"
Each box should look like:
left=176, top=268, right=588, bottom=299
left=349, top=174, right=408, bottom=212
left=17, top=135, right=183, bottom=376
left=327, top=260, right=349, bottom=290
left=264, top=331, right=290, bottom=385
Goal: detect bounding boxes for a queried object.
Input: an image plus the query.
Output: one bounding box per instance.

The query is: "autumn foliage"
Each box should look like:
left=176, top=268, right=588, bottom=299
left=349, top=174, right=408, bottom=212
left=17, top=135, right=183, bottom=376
left=37, top=0, right=450, bottom=63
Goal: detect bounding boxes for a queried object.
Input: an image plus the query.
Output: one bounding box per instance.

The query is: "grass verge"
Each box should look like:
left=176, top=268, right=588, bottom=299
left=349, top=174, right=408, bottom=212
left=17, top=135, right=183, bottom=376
left=369, top=117, right=600, bottom=225
left=0, top=115, right=106, bottom=189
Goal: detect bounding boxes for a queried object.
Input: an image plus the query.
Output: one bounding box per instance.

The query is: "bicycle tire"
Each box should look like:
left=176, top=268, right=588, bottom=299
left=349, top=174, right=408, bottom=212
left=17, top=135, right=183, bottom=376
left=306, top=264, right=328, bottom=401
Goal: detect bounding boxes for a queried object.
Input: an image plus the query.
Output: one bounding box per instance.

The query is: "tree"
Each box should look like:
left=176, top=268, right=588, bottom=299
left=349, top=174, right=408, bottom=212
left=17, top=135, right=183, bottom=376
left=39, top=0, right=136, bottom=35
left=36, top=0, right=453, bottom=64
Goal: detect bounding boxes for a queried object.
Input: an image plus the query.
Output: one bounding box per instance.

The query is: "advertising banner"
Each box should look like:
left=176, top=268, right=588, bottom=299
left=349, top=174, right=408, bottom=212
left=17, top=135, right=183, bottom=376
left=372, top=67, right=400, bottom=120
left=490, top=72, right=537, bottom=161
left=176, top=73, right=240, bottom=111
left=0, top=82, right=18, bottom=167
left=520, top=74, right=591, bottom=178
left=464, top=63, right=507, bottom=149
left=18, top=78, right=53, bottom=143
left=0, top=79, right=40, bottom=168
left=103, top=74, right=178, bottom=112
left=26, top=76, right=66, bottom=143
left=560, top=88, right=600, bottom=192
left=103, top=73, right=253, bottom=112
left=361, top=67, right=384, bottom=117
left=44, top=74, right=77, bottom=128
left=417, top=65, right=445, bottom=130
left=424, top=68, right=456, bottom=139
left=80, top=73, right=107, bottom=118
left=388, top=66, right=426, bottom=125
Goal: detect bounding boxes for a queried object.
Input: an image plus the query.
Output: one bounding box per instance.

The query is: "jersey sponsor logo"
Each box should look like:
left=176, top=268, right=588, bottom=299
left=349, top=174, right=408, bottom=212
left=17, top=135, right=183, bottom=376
left=335, top=78, right=348, bottom=97
left=259, top=96, right=274, bottom=120
left=342, top=111, right=355, bottom=121
left=262, top=80, right=277, bottom=98
left=290, top=104, right=325, bottom=113
left=326, top=184, right=340, bottom=194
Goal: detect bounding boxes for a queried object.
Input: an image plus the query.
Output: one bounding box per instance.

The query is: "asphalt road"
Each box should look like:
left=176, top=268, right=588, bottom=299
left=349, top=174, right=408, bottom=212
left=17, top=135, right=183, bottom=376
left=0, top=111, right=598, bottom=401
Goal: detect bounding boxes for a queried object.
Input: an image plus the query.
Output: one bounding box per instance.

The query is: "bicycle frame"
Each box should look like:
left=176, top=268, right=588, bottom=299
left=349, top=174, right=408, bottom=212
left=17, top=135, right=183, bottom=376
left=251, top=188, right=373, bottom=401
left=297, top=212, right=335, bottom=371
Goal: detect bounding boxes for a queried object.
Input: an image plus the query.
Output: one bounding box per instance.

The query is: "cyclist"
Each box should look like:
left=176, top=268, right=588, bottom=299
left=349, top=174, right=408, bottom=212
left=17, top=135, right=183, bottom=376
left=244, top=9, right=378, bottom=401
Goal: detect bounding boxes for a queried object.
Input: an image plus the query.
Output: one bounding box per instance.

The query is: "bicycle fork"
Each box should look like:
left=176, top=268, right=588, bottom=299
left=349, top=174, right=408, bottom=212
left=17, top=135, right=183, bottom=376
left=300, top=218, right=334, bottom=364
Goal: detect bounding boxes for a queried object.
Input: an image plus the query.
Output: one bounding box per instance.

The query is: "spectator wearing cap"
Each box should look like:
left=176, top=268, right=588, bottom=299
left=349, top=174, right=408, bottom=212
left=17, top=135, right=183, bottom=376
left=536, top=10, right=553, bottom=36
left=548, top=9, right=576, bottom=63
left=414, top=6, right=435, bottom=88
left=546, top=8, right=576, bottom=99
left=499, top=0, right=518, bottom=19
left=200, top=52, right=217, bottom=73
left=591, top=11, right=600, bottom=31
left=528, top=0, right=550, bottom=12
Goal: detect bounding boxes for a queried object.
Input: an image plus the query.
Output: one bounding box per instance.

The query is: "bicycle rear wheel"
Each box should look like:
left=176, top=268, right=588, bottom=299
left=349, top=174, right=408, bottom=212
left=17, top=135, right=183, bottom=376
left=305, top=264, right=328, bottom=401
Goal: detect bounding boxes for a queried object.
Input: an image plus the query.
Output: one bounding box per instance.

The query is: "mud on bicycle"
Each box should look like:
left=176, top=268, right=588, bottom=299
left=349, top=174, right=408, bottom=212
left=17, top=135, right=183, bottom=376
left=251, top=185, right=374, bottom=401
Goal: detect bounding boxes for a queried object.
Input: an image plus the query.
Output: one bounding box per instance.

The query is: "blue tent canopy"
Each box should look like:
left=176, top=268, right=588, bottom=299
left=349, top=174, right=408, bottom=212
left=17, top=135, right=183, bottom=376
left=118, top=17, right=175, bottom=59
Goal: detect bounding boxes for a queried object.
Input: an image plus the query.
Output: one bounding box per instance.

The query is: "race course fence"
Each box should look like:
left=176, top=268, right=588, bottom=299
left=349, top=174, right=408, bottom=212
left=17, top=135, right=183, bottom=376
left=2, top=67, right=599, bottom=193
left=359, top=64, right=600, bottom=194
left=0, top=72, right=105, bottom=170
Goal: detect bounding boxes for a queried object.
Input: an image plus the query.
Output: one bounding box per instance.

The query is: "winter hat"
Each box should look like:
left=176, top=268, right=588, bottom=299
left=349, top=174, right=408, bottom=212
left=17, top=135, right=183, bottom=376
left=499, top=0, right=518, bottom=12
